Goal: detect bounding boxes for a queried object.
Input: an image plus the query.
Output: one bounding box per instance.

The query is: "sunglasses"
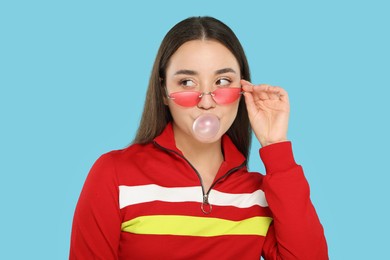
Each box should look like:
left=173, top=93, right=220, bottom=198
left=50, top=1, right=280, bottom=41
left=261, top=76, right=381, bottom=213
left=166, top=87, right=242, bottom=107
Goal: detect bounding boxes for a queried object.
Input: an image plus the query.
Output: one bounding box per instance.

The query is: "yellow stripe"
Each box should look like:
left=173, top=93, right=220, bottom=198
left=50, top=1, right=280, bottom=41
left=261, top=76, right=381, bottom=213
left=121, top=215, right=273, bottom=237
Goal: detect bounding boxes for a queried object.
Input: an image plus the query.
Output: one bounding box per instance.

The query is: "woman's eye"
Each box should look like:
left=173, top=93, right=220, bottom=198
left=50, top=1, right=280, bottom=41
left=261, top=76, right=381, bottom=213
left=216, top=78, right=231, bottom=86
left=180, top=79, right=196, bottom=87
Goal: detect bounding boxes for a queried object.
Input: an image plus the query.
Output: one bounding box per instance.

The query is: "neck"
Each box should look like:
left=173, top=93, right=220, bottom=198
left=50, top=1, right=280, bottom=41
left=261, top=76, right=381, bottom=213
left=172, top=123, right=225, bottom=192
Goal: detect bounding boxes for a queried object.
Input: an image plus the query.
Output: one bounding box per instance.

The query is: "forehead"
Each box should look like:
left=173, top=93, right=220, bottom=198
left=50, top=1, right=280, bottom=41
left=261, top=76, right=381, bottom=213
left=166, top=40, right=240, bottom=75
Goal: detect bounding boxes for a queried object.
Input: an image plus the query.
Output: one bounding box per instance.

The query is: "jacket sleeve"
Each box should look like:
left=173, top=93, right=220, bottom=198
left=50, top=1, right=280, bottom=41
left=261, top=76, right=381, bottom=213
left=69, top=153, right=121, bottom=260
left=260, top=142, right=328, bottom=260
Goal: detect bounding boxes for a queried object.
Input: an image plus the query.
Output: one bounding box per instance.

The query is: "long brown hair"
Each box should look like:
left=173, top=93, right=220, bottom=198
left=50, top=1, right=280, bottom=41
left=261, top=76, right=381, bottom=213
left=133, top=16, right=252, bottom=160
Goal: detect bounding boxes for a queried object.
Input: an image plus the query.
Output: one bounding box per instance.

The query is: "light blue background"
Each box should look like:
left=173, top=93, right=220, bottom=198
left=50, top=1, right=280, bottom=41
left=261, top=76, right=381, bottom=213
left=1, top=1, right=389, bottom=259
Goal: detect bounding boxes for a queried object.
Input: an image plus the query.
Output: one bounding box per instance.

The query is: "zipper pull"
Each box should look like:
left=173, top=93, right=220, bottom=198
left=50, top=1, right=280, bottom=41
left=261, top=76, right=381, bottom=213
left=201, top=194, right=212, bottom=214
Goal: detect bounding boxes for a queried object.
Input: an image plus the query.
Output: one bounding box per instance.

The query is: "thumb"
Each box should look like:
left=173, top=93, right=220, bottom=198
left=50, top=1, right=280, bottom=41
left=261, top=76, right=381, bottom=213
left=243, top=90, right=258, bottom=118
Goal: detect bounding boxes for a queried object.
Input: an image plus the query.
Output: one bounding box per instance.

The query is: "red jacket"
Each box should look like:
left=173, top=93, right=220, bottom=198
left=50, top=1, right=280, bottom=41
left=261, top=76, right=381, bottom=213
left=70, top=123, right=328, bottom=259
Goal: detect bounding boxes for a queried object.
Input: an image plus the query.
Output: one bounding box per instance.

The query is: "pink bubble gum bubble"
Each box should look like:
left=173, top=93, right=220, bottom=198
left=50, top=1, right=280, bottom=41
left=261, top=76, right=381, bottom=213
left=192, top=114, right=220, bottom=142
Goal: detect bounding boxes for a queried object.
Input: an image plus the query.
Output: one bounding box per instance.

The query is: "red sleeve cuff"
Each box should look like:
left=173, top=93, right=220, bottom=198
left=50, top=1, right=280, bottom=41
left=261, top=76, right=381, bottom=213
left=259, top=141, right=297, bottom=174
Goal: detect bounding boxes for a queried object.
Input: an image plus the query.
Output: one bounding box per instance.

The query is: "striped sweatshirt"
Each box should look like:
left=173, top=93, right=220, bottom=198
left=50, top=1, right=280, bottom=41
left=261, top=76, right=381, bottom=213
left=70, top=123, right=328, bottom=259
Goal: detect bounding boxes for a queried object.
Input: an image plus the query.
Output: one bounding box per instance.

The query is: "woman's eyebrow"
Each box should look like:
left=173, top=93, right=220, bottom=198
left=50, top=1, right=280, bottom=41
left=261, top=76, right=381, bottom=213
left=173, top=68, right=236, bottom=76
left=215, top=68, right=237, bottom=75
left=174, top=69, right=198, bottom=76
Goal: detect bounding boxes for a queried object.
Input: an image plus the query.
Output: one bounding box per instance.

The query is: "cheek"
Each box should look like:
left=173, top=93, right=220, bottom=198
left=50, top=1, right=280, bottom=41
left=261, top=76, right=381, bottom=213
left=220, top=103, right=240, bottom=131
left=167, top=104, right=192, bottom=125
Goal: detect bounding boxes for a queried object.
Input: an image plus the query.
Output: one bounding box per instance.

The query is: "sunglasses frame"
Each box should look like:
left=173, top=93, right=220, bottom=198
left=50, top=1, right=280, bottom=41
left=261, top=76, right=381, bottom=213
left=165, top=87, right=243, bottom=107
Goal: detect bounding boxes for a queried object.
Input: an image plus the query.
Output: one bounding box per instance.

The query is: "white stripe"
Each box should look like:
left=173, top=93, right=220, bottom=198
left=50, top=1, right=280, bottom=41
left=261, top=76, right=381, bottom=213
left=119, top=184, right=268, bottom=209
left=208, top=189, right=268, bottom=208
left=119, top=184, right=202, bottom=209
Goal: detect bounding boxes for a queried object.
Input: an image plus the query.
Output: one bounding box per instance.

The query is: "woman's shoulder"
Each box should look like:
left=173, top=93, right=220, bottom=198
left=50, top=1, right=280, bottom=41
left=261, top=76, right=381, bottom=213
left=98, top=142, right=156, bottom=164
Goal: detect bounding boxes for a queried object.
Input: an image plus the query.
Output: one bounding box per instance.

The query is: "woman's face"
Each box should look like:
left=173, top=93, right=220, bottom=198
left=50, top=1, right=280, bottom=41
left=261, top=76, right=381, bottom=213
left=164, top=39, right=241, bottom=144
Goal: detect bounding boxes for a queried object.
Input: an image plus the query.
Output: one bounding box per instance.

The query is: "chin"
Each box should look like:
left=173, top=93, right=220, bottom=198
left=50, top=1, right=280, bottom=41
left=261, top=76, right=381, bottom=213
left=192, top=131, right=224, bottom=144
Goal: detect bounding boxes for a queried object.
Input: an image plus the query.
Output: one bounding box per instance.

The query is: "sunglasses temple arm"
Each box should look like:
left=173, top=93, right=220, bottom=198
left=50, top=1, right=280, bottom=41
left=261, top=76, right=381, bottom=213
left=164, top=88, right=175, bottom=100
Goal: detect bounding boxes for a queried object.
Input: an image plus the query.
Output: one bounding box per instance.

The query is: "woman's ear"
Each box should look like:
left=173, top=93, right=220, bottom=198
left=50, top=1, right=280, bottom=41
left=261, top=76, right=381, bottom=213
left=163, top=96, right=169, bottom=106
left=160, top=77, right=169, bottom=106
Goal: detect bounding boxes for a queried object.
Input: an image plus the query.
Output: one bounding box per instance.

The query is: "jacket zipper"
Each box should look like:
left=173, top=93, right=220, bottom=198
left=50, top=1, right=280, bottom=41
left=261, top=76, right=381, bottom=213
left=153, top=141, right=246, bottom=214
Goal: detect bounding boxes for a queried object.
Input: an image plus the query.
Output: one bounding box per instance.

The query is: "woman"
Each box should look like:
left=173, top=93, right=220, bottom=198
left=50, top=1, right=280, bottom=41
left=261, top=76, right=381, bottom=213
left=70, top=16, right=328, bottom=259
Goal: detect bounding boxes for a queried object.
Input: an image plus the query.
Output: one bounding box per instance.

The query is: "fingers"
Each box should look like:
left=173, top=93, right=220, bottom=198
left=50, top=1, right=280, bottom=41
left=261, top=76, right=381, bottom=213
left=241, top=79, right=252, bottom=86
left=241, top=79, right=289, bottom=101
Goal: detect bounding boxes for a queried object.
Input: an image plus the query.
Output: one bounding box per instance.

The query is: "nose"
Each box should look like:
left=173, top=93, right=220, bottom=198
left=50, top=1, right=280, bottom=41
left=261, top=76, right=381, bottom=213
left=197, top=92, right=216, bottom=110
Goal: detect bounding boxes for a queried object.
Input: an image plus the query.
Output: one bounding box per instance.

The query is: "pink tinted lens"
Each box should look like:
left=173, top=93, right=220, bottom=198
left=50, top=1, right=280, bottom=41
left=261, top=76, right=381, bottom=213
left=169, top=91, right=201, bottom=107
left=212, top=88, right=242, bottom=104
left=169, top=88, right=242, bottom=107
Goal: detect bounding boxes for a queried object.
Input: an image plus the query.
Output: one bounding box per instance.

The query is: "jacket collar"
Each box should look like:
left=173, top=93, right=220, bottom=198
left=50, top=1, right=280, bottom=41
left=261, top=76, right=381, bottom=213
left=154, top=122, right=246, bottom=170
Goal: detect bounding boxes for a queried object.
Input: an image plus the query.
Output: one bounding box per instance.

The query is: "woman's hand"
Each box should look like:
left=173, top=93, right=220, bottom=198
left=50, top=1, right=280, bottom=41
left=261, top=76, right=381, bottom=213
left=241, top=79, right=290, bottom=147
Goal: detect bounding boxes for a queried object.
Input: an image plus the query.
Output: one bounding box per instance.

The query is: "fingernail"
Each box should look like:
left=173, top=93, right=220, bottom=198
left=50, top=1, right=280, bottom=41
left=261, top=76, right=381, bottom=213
left=240, top=79, right=251, bottom=85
